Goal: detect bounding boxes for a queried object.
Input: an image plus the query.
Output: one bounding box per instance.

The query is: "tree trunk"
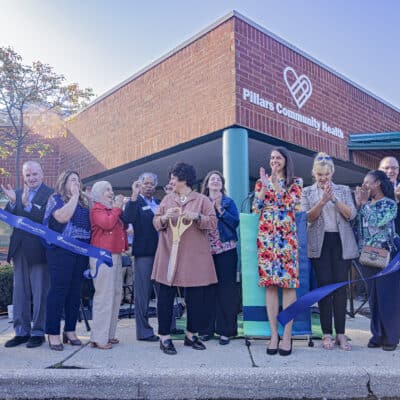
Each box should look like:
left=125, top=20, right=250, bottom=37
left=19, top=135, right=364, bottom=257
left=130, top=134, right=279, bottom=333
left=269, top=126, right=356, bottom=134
left=15, top=141, right=21, bottom=190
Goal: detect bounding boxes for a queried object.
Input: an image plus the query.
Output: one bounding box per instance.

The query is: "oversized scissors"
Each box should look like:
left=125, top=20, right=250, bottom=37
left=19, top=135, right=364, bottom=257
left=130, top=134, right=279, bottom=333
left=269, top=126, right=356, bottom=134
left=166, top=214, right=193, bottom=283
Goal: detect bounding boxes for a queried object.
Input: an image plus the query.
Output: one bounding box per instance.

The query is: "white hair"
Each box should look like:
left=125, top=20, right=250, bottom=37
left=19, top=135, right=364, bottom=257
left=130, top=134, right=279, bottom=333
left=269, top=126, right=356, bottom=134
left=91, top=181, right=112, bottom=207
left=138, top=172, right=158, bottom=186
left=22, top=161, right=42, bottom=172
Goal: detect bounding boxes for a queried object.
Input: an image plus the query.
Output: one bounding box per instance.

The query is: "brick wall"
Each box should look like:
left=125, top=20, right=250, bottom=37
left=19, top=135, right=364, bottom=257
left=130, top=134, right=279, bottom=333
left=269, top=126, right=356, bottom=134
left=5, top=14, right=398, bottom=185
left=0, top=128, right=60, bottom=188
left=62, top=19, right=237, bottom=179
left=234, top=18, right=400, bottom=170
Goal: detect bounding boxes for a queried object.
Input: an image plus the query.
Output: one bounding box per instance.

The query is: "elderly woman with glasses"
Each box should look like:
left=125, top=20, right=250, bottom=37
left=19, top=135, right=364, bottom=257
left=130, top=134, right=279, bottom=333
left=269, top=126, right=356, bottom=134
left=43, top=171, right=91, bottom=351
left=89, top=181, right=128, bottom=349
left=301, top=152, right=359, bottom=351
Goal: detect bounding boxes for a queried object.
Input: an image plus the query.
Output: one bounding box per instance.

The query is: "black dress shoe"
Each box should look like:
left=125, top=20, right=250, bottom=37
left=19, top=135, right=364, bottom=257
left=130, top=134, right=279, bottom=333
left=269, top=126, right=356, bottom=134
left=184, top=335, right=206, bottom=350
left=160, top=339, right=177, bottom=355
left=367, top=340, right=382, bottom=348
left=278, top=339, right=293, bottom=356
left=63, top=332, right=82, bottom=346
left=139, top=335, right=159, bottom=342
left=200, top=334, right=214, bottom=341
left=267, top=337, right=280, bottom=355
left=4, top=336, right=30, bottom=348
left=26, top=336, right=45, bottom=348
left=219, top=337, right=230, bottom=345
left=170, top=328, right=184, bottom=335
left=382, top=344, right=397, bottom=351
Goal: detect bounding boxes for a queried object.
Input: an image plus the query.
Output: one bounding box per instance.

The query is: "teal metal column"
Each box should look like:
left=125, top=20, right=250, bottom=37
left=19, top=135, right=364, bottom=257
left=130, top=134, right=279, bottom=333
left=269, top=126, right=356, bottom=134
left=222, top=127, right=249, bottom=212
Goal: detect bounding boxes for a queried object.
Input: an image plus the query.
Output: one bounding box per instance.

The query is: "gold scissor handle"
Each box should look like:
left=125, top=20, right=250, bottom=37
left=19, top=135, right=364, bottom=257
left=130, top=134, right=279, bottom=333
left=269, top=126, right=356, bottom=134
left=169, top=215, right=193, bottom=241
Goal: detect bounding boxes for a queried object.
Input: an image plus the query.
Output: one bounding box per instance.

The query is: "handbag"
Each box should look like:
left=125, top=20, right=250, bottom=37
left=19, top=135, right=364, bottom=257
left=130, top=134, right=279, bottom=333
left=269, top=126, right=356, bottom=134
left=359, top=245, right=390, bottom=269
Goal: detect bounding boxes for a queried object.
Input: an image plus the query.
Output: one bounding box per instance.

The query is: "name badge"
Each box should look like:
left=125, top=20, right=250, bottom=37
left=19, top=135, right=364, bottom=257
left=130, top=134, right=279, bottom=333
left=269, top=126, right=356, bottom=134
left=142, top=205, right=151, bottom=211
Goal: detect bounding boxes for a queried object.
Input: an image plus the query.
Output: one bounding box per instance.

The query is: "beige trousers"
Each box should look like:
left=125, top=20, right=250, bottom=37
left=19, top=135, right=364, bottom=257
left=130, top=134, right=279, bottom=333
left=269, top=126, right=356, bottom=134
left=90, top=254, right=122, bottom=346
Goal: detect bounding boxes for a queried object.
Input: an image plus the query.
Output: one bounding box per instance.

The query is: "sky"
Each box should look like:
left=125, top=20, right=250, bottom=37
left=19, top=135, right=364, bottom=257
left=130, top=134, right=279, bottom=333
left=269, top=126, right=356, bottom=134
left=1, top=0, right=399, bottom=110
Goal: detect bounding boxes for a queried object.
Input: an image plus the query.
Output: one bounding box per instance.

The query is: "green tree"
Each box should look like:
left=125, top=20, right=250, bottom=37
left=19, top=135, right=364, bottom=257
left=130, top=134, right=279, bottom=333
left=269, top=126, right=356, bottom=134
left=0, top=46, right=94, bottom=188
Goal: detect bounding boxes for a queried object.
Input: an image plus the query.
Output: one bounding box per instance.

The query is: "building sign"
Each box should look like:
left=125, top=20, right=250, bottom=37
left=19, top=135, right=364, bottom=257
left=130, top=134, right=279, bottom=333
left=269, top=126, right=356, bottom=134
left=242, top=66, right=344, bottom=139
left=284, top=67, right=312, bottom=109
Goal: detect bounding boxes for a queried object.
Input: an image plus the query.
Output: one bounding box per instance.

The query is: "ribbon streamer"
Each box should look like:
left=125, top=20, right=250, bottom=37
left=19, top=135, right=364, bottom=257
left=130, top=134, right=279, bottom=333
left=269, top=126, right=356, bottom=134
left=0, top=208, right=112, bottom=279
left=277, top=252, right=400, bottom=326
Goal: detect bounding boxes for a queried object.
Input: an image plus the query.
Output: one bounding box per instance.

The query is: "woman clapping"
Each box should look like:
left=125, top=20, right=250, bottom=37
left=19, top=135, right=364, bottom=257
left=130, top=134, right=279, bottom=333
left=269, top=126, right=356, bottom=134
left=89, top=181, right=128, bottom=349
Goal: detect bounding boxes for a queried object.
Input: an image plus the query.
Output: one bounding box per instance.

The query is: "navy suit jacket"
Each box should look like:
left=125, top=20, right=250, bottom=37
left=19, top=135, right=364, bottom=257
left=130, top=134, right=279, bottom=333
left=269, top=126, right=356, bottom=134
left=123, top=195, right=160, bottom=257
left=6, top=183, right=53, bottom=265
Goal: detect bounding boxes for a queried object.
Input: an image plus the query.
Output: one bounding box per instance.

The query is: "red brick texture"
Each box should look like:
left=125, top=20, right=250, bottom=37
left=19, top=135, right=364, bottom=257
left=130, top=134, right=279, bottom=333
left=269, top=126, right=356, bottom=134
left=0, top=128, right=60, bottom=188
left=4, top=15, right=399, bottom=186
left=234, top=18, right=400, bottom=170
left=61, top=19, right=237, bottom=178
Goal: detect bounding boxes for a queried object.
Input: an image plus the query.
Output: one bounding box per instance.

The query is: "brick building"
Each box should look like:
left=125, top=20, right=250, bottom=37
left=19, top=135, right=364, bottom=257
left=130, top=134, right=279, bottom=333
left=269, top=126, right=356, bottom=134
left=4, top=11, right=400, bottom=207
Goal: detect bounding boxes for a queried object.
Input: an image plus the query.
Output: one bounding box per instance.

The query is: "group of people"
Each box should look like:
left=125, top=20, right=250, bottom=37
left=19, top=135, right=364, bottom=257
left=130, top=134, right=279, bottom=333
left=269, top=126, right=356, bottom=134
left=1, top=150, right=400, bottom=356
left=254, top=148, right=400, bottom=355
left=1, top=161, right=240, bottom=355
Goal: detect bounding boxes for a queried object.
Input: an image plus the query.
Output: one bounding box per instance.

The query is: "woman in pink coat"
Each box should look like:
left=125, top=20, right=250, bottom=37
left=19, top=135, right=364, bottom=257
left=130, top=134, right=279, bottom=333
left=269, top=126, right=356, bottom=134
left=152, top=162, right=217, bottom=355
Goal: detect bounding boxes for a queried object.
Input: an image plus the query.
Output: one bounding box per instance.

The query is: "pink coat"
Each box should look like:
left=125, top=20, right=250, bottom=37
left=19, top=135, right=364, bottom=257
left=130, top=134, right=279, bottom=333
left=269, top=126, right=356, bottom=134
left=151, top=191, right=218, bottom=287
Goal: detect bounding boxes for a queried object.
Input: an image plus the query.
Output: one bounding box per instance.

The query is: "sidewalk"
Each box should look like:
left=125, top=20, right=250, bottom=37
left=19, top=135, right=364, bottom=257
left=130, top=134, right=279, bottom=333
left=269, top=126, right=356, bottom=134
left=0, top=308, right=399, bottom=400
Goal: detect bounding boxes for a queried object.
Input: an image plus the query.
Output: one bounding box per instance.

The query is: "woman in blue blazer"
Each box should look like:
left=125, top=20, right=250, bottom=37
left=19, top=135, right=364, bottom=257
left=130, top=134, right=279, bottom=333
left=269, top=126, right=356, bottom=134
left=199, top=170, right=240, bottom=345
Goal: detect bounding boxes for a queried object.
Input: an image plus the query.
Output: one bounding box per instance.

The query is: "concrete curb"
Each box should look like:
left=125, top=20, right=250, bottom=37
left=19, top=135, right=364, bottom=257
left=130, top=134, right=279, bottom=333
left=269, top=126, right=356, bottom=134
left=2, top=367, right=398, bottom=399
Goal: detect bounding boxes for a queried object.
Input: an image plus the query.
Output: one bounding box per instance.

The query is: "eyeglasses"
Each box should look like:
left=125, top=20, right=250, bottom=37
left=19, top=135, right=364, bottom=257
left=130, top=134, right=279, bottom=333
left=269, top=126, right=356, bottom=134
left=316, top=155, right=332, bottom=161
left=381, top=166, right=399, bottom=171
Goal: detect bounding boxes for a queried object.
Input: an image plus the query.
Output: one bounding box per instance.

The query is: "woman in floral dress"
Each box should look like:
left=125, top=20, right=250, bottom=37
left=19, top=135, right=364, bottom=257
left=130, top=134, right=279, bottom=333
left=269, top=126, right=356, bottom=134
left=253, top=147, right=303, bottom=356
left=355, top=170, right=400, bottom=351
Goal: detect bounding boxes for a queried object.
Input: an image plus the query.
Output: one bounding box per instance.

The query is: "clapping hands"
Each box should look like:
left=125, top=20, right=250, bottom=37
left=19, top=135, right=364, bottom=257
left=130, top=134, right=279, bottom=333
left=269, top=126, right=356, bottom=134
left=355, top=185, right=369, bottom=207
left=1, top=183, right=16, bottom=203
left=320, top=182, right=335, bottom=204
left=113, top=194, right=124, bottom=209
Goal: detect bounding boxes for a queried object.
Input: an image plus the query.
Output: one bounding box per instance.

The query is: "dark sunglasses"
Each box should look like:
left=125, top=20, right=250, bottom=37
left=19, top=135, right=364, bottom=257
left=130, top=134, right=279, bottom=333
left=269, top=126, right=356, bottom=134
left=316, top=155, right=332, bottom=161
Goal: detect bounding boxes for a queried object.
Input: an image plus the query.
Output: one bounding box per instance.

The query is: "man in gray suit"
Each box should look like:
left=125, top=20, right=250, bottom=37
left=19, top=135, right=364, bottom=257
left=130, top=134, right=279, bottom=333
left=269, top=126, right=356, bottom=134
left=1, top=161, right=53, bottom=348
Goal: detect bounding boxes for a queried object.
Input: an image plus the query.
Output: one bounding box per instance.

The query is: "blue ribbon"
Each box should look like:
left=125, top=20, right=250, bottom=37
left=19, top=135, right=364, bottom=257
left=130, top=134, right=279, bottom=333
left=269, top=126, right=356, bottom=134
left=0, top=208, right=112, bottom=279
left=277, top=252, right=400, bottom=326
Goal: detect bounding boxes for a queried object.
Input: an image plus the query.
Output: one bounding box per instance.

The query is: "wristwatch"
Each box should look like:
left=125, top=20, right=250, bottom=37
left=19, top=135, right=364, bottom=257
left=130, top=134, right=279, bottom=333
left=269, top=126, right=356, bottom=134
left=331, top=198, right=338, bottom=204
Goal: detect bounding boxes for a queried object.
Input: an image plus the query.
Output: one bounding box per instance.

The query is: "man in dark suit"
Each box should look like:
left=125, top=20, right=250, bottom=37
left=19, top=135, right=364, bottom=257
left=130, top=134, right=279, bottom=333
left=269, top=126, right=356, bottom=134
left=123, top=172, right=161, bottom=341
left=1, top=161, right=53, bottom=348
left=123, top=172, right=182, bottom=341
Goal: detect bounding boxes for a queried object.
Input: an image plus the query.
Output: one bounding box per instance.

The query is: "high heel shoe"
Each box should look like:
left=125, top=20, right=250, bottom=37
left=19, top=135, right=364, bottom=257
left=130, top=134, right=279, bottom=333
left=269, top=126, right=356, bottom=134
left=63, top=332, right=82, bottom=346
left=278, top=339, right=293, bottom=356
left=48, top=336, right=63, bottom=351
left=90, top=341, right=112, bottom=350
left=267, top=337, right=280, bottom=355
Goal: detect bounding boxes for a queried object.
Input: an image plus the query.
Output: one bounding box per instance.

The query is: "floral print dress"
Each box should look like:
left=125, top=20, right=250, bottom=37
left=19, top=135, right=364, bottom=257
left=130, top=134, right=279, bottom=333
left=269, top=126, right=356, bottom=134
left=356, top=197, right=397, bottom=251
left=252, top=177, right=303, bottom=288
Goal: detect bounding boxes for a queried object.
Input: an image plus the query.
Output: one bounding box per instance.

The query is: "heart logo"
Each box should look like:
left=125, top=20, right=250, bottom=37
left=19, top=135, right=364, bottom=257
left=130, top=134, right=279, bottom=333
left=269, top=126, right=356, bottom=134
left=283, top=66, right=313, bottom=109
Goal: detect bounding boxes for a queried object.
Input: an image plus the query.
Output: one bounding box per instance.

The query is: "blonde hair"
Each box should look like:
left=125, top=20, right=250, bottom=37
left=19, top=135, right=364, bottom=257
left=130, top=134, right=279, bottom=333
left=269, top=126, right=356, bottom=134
left=312, top=152, right=335, bottom=176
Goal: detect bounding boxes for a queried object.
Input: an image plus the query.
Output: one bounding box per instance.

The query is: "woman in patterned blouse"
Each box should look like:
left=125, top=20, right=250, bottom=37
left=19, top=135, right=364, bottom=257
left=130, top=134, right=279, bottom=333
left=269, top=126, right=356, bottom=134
left=253, top=147, right=303, bottom=356
left=199, top=171, right=240, bottom=345
left=355, top=170, right=400, bottom=351
left=43, top=171, right=91, bottom=351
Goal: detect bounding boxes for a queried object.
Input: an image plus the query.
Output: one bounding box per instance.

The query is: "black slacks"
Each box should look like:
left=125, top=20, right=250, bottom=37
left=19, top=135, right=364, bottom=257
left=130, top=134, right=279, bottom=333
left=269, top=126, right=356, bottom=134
left=157, top=283, right=213, bottom=335
left=199, top=248, right=239, bottom=337
left=311, top=232, right=350, bottom=335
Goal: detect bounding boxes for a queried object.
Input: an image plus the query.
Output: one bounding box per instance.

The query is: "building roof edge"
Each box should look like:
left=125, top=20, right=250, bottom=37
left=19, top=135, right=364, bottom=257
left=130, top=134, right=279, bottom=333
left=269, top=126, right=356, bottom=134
left=72, top=10, right=400, bottom=118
